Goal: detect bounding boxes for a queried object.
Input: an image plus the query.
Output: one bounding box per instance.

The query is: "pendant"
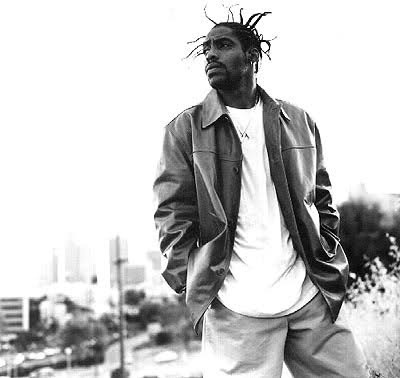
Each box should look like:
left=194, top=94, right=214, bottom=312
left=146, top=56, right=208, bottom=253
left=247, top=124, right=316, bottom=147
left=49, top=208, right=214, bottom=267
left=240, top=131, right=250, bottom=140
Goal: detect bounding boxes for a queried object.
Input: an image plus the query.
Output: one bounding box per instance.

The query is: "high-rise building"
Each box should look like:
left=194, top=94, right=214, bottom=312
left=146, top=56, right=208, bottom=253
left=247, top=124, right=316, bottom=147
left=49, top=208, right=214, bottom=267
left=38, top=238, right=96, bottom=288
left=64, top=238, right=96, bottom=283
left=38, top=249, right=59, bottom=286
left=147, top=250, right=162, bottom=271
left=123, top=264, right=146, bottom=286
left=0, top=296, right=29, bottom=333
left=109, top=240, right=117, bottom=288
left=144, top=250, right=169, bottom=297
left=107, top=241, right=171, bottom=297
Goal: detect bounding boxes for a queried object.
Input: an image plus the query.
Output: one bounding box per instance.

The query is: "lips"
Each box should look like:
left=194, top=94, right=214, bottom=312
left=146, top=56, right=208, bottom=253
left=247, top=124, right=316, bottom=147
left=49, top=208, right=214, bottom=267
left=206, top=62, right=225, bottom=73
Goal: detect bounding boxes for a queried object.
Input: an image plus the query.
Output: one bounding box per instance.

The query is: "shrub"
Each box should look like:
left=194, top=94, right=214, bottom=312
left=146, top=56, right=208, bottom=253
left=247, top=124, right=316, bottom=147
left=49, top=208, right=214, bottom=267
left=346, top=236, right=400, bottom=309
left=154, top=331, right=173, bottom=345
left=139, top=302, right=161, bottom=326
left=124, top=289, right=145, bottom=306
left=345, top=236, right=400, bottom=378
left=338, top=199, right=400, bottom=280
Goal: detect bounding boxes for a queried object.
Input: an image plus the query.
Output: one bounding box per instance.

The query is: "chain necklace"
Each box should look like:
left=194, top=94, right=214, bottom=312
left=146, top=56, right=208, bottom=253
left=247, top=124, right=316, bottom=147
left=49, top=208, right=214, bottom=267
left=237, top=125, right=251, bottom=141
left=230, top=97, right=260, bottom=142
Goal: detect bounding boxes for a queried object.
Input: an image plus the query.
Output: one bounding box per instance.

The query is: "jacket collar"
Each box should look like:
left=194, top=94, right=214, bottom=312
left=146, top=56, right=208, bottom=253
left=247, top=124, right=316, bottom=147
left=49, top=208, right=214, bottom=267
left=201, top=89, right=228, bottom=128
left=201, top=85, right=290, bottom=128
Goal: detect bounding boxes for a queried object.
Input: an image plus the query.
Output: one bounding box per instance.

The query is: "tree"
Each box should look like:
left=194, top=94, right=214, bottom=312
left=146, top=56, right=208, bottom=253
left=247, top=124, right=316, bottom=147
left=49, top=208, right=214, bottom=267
left=138, top=302, right=161, bottom=326
left=58, top=318, right=90, bottom=349
left=58, top=315, right=107, bottom=355
left=12, top=330, right=46, bottom=352
left=99, top=312, right=119, bottom=334
left=338, top=200, right=391, bottom=278
left=124, top=289, right=145, bottom=306
left=63, top=296, right=77, bottom=313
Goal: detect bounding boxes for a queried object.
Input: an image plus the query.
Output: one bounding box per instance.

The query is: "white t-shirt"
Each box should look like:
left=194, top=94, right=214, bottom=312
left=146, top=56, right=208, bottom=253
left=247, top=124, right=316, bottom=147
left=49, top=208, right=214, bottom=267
left=217, top=99, right=318, bottom=317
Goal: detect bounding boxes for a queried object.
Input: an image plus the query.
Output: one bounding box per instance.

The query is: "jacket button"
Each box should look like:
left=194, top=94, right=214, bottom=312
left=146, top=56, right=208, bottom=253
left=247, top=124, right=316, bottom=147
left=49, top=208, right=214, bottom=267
left=216, top=268, right=225, bottom=276
left=233, top=167, right=239, bottom=175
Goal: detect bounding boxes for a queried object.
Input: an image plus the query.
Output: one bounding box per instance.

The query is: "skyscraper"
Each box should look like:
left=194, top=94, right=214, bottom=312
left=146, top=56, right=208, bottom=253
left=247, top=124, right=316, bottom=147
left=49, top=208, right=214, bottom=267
left=38, top=238, right=96, bottom=287
left=64, top=237, right=95, bottom=283
left=38, top=248, right=59, bottom=286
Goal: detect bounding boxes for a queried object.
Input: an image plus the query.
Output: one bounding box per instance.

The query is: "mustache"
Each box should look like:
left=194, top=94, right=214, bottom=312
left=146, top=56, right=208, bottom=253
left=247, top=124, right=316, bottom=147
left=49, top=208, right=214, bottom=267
left=205, top=62, right=225, bottom=72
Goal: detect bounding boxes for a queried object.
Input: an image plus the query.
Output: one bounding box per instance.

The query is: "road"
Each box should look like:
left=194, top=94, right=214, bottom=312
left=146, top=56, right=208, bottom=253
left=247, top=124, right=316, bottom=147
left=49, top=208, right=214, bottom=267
left=50, top=333, right=150, bottom=378
left=51, top=333, right=292, bottom=378
left=105, top=332, right=150, bottom=371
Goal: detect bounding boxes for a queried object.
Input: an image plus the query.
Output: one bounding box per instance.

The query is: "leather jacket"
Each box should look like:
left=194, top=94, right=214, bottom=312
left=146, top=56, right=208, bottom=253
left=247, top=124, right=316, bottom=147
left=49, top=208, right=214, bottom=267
left=154, top=86, right=349, bottom=333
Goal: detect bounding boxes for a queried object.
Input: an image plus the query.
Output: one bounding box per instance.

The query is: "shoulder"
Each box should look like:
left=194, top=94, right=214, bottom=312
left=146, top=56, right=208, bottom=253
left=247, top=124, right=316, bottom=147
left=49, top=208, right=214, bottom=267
left=165, top=103, right=202, bottom=136
left=161, top=103, right=203, bottom=153
left=276, top=99, right=316, bottom=132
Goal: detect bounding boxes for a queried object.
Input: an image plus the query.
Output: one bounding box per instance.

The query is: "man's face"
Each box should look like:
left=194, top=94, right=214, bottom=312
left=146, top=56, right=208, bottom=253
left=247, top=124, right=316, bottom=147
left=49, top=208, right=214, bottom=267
left=203, top=26, right=251, bottom=90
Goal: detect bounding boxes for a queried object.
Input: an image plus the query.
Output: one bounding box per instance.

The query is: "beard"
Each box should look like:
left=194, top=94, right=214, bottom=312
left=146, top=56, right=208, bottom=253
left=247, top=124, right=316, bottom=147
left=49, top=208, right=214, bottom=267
left=207, top=71, right=242, bottom=91
left=206, top=61, right=252, bottom=91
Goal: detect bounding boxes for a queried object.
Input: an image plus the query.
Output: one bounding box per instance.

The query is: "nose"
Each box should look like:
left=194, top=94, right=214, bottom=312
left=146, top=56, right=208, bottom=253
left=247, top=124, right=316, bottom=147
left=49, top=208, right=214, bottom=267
left=205, top=44, right=218, bottom=62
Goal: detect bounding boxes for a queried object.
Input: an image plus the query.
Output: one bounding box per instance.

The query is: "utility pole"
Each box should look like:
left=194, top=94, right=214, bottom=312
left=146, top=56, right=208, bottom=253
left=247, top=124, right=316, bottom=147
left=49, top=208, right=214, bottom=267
left=114, top=235, right=128, bottom=377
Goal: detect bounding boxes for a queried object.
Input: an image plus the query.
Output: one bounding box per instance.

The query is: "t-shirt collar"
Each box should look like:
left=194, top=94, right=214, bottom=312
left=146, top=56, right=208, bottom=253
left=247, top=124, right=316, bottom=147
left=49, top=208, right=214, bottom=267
left=201, top=85, right=290, bottom=129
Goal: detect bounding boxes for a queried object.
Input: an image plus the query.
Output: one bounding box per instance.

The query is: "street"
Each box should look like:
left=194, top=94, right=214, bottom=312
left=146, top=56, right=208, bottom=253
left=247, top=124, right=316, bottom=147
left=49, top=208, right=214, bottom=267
left=49, top=332, right=292, bottom=378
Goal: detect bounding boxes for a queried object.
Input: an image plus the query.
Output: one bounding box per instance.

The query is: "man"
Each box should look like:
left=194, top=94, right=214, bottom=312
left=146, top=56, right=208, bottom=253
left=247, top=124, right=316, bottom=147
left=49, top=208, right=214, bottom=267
left=154, top=9, right=366, bottom=378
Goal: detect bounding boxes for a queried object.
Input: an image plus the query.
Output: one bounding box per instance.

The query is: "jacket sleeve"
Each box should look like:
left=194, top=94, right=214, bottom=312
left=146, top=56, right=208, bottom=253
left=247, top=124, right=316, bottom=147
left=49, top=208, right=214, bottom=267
left=314, top=125, right=341, bottom=248
left=153, top=126, right=199, bottom=294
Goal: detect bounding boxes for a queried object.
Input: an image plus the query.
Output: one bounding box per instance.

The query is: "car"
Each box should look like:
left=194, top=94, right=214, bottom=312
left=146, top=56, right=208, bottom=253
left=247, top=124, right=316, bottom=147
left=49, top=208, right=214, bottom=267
left=27, top=351, right=46, bottom=360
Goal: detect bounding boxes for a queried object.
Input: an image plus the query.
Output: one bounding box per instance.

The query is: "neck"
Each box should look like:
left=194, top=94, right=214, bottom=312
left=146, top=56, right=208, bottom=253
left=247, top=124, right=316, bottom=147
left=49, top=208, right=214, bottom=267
left=218, top=78, right=258, bottom=109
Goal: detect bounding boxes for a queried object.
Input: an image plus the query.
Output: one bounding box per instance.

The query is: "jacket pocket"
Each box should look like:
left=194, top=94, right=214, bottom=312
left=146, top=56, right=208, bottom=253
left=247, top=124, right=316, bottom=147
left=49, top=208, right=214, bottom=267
left=281, top=145, right=315, bottom=153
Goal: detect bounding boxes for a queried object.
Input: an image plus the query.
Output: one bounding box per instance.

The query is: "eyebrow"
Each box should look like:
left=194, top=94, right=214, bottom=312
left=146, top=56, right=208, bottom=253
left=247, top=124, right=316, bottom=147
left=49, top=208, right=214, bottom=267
left=202, top=36, right=234, bottom=48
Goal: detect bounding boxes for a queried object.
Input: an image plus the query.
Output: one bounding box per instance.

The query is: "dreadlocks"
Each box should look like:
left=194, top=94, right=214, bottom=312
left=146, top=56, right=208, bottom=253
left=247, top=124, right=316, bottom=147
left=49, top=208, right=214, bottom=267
left=186, top=6, right=275, bottom=66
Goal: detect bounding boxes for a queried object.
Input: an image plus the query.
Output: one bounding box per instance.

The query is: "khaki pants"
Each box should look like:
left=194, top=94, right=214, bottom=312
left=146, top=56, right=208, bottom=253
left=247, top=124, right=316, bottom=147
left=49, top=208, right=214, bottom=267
left=202, top=293, right=367, bottom=378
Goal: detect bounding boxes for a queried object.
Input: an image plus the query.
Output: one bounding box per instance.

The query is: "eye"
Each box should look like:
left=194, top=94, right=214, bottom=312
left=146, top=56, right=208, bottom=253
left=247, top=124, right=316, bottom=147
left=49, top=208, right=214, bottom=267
left=217, top=40, right=232, bottom=49
left=202, top=43, right=210, bottom=55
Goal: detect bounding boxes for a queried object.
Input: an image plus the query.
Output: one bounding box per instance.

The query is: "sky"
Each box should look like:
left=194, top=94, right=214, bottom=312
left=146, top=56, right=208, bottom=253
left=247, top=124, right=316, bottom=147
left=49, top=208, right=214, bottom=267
left=0, top=0, right=399, bottom=292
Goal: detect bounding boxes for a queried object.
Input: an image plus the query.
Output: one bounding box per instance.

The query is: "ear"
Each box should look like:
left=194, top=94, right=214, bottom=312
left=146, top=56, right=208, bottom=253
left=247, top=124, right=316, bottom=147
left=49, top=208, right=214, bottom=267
left=246, top=48, right=260, bottom=64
